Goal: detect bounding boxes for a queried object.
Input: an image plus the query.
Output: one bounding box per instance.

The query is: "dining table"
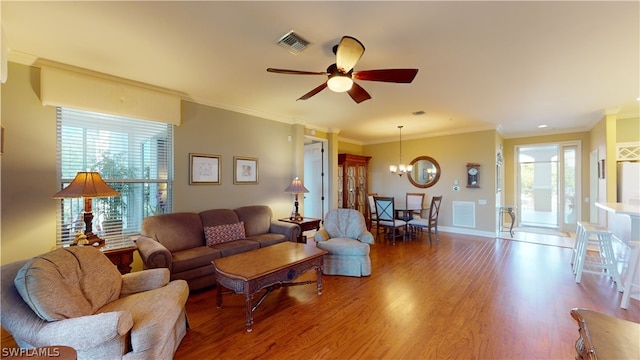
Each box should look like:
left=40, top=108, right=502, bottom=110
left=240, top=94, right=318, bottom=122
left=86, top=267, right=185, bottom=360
left=394, top=208, right=414, bottom=239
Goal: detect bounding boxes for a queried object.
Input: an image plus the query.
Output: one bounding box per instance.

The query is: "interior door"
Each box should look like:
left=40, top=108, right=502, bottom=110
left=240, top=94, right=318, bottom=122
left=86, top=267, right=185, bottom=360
left=303, top=140, right=327, bottom=219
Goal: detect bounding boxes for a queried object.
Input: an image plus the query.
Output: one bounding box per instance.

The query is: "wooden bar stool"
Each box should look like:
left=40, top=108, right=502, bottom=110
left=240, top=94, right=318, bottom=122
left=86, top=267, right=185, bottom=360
left=574, top=222, right=623, bottom=292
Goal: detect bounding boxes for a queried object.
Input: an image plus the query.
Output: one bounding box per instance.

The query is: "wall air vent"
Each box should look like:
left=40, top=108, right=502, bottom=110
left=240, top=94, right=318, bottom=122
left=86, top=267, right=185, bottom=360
left=452, top=201, right=476, bottom=228
left=276, top=31, right=310, bottom=55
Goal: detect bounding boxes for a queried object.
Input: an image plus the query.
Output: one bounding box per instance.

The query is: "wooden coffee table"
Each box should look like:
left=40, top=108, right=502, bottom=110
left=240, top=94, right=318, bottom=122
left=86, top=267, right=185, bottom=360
left=212, top=242, right=327, bottom=332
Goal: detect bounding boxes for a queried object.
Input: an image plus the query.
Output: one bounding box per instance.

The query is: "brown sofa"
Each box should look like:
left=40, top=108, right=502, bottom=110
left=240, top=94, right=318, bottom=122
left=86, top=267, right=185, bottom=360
left=136, top=205, right=300, bottom=290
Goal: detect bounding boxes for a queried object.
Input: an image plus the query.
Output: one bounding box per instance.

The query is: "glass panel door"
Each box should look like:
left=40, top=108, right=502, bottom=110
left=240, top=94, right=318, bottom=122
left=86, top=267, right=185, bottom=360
left=561, top=144, right=578, bottom=233
left=516, top=142, right=580, bottom=233
left=518, top=145, right=559, bottom=229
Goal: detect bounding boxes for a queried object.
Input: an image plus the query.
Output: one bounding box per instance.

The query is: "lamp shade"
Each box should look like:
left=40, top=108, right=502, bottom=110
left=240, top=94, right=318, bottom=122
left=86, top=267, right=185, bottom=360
left=284, top=177, right=309, bottom=194
left=53, top=172, right=120, bottom=198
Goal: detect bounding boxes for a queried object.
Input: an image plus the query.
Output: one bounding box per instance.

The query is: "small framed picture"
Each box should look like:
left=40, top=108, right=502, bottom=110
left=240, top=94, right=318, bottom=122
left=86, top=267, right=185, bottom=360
left=234, top=156, right=258, bottom=184
left=190, top=153, right=221, bottom=185
left=598, top=159, right=605, bottom=179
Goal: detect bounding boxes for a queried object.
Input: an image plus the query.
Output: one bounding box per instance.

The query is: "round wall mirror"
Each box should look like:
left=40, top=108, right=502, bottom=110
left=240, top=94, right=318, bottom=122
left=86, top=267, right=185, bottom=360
left=408, top=156, right=441, bottom=188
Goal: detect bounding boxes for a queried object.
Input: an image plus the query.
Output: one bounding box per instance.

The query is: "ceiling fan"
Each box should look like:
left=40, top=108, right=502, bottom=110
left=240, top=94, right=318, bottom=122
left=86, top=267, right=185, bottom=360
left=267, top=36, right=419, bottom=104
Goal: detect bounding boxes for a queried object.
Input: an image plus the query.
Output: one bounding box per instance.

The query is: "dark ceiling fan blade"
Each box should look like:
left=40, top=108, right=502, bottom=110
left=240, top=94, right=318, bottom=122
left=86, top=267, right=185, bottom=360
left=347, top=82, right=371, bottom=104
left=267, top=68, right=327, bottom=76
left=336, top=36, right=365, bottom=74
left=353, top=69, right=419, bottom=83
left=297, top=82, right=328, bottom=101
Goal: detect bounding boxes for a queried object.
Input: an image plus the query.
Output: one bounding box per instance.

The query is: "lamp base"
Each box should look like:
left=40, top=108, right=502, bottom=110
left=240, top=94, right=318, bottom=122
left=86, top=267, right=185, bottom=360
left=289, top=213, right=304, bottom=221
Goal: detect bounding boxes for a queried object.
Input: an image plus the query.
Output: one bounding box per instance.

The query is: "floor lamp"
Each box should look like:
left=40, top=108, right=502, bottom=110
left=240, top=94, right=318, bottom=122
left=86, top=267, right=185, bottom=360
left=53, top=171, right=120, bottom=246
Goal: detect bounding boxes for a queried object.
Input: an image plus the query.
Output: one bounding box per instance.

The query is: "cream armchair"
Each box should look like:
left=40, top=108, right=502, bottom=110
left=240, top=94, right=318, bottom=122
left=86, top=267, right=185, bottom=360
left=1, top=246, right=189, bottom=360
left=314, top=209, right=374, bottom=277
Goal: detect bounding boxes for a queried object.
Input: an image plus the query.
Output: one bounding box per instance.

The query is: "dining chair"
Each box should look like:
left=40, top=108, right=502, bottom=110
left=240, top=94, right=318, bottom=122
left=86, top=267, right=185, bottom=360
left=408, top=195, right=443, bottom=243
left=373, top=196, right=406, bottom=244
left=367, top=193, right=378, bottom=231
left=406, top=193, right=425, bottom=219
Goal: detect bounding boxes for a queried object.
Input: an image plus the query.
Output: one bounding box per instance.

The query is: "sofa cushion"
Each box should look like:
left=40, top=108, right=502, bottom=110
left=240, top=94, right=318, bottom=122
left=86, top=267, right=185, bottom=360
left=199, top=209, right=240, bottom=227
left=14, top=246, right=122, bottom=322
left=208, top=239, right=260, bottom=257
left=247, top=233, right=287, bottom=247
left=204, top=222, right=246, bottom=246
left=171, top=246, right=221, bottom=274
left=234, top=205, right=272, bottom=236
left=142, top=212, right=204, bottom=253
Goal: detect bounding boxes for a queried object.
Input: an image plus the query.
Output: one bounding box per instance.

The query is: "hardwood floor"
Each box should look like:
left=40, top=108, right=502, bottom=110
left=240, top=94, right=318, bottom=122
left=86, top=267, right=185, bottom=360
left=3, top=231, right=639, bottom=359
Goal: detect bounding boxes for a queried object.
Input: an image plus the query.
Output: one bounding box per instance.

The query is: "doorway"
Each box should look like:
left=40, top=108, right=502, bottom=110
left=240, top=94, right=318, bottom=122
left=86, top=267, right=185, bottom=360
left=516, top=142, right=580, bottom=233
left=303, top=139, right=329, bottom=220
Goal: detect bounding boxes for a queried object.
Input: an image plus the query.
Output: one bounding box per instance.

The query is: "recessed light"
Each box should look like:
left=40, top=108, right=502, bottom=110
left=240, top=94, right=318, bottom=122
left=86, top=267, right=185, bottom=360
left=538, top=124, right=548, bottom=128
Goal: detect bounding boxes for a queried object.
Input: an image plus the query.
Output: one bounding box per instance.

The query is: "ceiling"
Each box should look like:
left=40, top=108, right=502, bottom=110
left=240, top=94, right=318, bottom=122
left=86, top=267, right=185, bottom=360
left=2, top=1, right=639, bottom=144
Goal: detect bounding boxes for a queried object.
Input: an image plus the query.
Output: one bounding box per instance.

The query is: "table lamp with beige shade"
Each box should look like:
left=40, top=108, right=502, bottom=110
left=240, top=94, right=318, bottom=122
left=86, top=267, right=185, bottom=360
left=53, top=171, right=120, bottom=246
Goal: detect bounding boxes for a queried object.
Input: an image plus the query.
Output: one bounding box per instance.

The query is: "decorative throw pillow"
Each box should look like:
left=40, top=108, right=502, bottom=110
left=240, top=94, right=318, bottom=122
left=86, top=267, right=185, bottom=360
left=205, top=222, right=246, bottom=246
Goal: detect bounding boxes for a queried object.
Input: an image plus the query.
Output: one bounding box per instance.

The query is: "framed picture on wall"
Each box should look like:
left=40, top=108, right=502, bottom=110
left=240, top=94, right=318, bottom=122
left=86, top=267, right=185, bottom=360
left=598, top=159, right=605, bottom=179
left=234, top=156, right=258, bottom=184
left=189, top=153, right=221, bottom=185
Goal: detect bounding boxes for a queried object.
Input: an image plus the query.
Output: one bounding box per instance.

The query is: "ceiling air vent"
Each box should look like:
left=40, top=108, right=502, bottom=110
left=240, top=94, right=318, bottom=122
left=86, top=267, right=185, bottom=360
left=276, top=31, right=310, bottom=55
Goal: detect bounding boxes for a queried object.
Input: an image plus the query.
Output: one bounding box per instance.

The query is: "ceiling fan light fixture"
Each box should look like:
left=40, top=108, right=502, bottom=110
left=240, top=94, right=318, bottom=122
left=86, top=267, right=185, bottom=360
left=327, top=75, right=353, bottom=92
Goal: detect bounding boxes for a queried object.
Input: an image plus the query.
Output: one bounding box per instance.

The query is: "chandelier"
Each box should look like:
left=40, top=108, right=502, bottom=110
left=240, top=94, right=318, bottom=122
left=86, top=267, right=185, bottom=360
left=389, top=125, right=412, bottom=176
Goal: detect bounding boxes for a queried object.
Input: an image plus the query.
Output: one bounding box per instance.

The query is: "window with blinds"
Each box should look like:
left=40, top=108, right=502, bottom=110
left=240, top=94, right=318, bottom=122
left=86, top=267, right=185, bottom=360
left=56, top=107, right=173, bottom=244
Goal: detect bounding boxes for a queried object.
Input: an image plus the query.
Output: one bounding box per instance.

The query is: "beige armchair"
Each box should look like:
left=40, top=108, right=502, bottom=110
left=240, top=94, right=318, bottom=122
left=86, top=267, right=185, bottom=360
left=314, top=209, right=374, bottom=277
left=1, top=246, right=189, bottom=360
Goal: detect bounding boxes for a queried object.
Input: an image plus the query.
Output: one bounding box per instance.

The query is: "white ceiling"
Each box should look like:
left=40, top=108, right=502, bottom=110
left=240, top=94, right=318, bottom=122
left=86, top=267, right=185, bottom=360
left=2, top=1, right=639, bottom=144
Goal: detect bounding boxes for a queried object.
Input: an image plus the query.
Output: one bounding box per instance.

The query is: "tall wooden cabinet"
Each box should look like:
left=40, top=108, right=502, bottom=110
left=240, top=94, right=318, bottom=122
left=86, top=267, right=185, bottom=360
left=338, top=154, right=371, bottom=216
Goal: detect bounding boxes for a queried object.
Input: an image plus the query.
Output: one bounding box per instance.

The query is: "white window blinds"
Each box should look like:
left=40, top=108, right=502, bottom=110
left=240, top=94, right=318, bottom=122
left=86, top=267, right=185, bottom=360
left=56, top=107, right=173, bottom=244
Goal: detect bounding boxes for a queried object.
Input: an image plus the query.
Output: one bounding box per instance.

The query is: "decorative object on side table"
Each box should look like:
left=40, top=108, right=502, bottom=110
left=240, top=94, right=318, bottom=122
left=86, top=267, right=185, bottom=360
left=466, top=163, right=480, bottom=188
left=53, top=171, right=120, bottom=247
left=284, top=177, right=309, bottom=221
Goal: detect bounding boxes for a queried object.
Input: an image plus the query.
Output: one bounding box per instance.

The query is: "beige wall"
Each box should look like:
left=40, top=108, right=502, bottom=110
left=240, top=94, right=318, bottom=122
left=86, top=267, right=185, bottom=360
left=1, top=63, right=58, bottom=263
left=617, top=117, right=640, bottom=143
left=364, top=130, right=498, bottom=234
left=177, top=101, right=296, bottom=214
left=0, top=63, right=298, bottom=264
left=338, top=140, right=363, bottom=155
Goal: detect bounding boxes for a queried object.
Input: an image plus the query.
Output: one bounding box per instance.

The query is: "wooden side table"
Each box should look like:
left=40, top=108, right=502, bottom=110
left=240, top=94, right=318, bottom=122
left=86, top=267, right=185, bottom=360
left=101, top=245, right=137, bottom=274
left=570, top=308, right=640, bottom=360
left=279, top=217, right=322, bottom=243
left=499, top=205, right=516, bottom=237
